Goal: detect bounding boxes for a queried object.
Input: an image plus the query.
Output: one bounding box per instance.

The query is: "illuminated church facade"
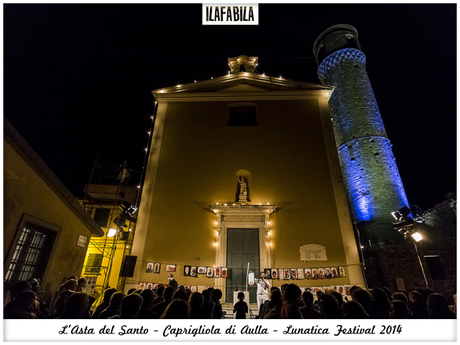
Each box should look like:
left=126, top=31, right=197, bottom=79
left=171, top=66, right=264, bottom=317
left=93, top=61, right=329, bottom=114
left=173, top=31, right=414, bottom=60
left=127, top=25, right=421, bottom=302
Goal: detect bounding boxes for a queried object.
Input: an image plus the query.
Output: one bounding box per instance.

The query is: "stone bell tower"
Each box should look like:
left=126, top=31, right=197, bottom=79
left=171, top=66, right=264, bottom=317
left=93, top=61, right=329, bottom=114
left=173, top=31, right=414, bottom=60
left=313, top=24, right=412, bottom=287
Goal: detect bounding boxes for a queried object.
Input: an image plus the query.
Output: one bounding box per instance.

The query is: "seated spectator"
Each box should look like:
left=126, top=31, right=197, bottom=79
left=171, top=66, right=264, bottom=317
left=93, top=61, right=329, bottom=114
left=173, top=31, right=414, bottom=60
left=392, top=292, right=408, bottom=304
left=260, top=287, right=280, bottom=319
left=52, top=290, right=73, bottom=318
left=370, top=287, right=391, bottom=318
left=4, top=281, right=32, bottom=307
left=99, top=292, right=125, bottom=319
left=352, top=288, right=373, bottom=317
left=153, top=285, right=165, bottom=306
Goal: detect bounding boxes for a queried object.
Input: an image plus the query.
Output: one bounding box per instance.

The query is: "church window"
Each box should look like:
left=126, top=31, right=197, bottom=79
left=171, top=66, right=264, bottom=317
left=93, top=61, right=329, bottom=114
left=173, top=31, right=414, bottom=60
left=227, top=105, right=257, bottom=126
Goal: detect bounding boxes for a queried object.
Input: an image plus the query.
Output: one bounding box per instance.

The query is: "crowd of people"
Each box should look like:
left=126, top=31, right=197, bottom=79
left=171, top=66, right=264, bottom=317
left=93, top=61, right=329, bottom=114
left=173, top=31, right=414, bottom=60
left=3, top=275, right=456, bottom=319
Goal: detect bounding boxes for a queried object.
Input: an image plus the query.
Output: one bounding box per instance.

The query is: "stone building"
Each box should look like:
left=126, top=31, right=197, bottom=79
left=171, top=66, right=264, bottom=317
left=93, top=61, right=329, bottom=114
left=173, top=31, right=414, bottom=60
left=4, top=119, right=103, bottom=304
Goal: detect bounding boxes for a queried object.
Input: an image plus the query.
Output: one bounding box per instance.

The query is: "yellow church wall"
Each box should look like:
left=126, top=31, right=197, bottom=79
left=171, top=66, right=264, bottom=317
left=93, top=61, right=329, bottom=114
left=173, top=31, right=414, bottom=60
left=130, top=96, right=364, bottom=292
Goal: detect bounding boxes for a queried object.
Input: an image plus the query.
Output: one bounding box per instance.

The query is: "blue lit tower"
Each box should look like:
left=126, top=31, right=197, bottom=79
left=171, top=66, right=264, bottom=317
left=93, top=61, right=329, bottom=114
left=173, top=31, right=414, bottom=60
left=313, top=25, right=411, bottom=286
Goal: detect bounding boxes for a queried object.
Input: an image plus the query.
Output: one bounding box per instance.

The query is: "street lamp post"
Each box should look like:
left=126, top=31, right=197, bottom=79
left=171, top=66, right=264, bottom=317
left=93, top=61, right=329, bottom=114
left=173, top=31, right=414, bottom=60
left=392, top=206, right=429, bottom=287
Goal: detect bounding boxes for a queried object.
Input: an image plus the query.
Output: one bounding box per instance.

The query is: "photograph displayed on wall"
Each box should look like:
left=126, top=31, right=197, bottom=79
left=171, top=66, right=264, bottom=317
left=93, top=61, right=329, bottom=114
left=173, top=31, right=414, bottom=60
left=190, top=266, right=197, bottom=277
left=184, top=265, right=191, bottom=276
left=324, top=267, right=332, bottom=278
left=290, top=268, right=297, bottom=280
left=221, top=267, right=228, bottom=278
left=331, top=267, right=338, bottom=278
left=311, top=268, right=318, bottom=279
left=139, top=282, right=145, bottom=290
left=297, top=269, right=304, bottom=280
left=279, top=269, right=284, bottom=280
left=264, top=268, right=271, bottom=277
left=214, top=267, right=220, bottom=278
left=190, top=286, right=198, bottom=293
left=344, top=285, right=352, bottom=295
left=304, top=268, right=311, bottom=279
left=336, top=285, right=345, bottom=295
left=198, top=266, right=207, bottom=274
left=339, top=266, right=346, bottom=277
left=284, top=269, right=290, bottom=280
left=146, top=282, right=153, bottom=290
left=154, top=262, right=161, bottom=273
left=318, top=268, right=325, bottom=279
left=166, top=264, right=176, bottom=272
left=312, top=286, right=323, bottom=294
left=146, top=262, right=153, bottom=273
left=207, top=267, right=213, bottom=278
left=271, top=268, right=278, bottom=279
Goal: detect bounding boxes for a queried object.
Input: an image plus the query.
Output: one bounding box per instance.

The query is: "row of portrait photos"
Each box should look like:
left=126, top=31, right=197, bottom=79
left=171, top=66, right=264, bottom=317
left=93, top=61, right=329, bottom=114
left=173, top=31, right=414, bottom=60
left=146, top=263, right=346, bottom=280
left=137, top=282, right=353, bottom=297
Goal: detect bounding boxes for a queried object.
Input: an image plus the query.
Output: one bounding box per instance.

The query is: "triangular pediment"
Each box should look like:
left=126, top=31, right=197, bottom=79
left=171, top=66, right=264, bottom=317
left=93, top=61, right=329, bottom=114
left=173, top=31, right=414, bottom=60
left=152, top=73, right=332, bottom=97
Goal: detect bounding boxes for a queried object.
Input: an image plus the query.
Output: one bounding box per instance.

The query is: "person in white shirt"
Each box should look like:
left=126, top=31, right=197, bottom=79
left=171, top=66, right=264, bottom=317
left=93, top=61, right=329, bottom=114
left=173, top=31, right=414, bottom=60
left=255, top=271, right=270, bottom=314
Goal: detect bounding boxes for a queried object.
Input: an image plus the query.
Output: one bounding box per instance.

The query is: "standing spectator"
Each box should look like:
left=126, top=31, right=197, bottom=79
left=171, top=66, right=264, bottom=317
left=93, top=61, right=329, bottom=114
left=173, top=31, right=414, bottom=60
left=281, top=284, right=302, bottom=319
left=92, top=288, right=116, bottom=319
left=391, top=300, right=412, bottom=319
left=264, top=290, right=283, bottom=319
left=370, top=287, right=391, bottom=318
left=4, top=291, right=37, bottom=319
left=160, top=299, right=191, bottom=319
left=233, top=291, right=248, bottom=319
left=299, top=291, right=321, bottom=319
left=99, top=292, right=125, bottom=319
left=138, top=289, right=159, bottom=319
left=76, top=278, right=87, bottom=292
left=117, top=293, right=143, bottom=319
left=152, top=286, right=175, bottom=316
left=341, top=301, right=369, bottom=319
left=408, top=290, right=428, bottom=319
left=427, top=293, right=456, bottom=319
left=190, top=292, right=210, bottom=319
left=210, top=289, right=223, bottom=319
left=318, top=293, right=341, bottom=319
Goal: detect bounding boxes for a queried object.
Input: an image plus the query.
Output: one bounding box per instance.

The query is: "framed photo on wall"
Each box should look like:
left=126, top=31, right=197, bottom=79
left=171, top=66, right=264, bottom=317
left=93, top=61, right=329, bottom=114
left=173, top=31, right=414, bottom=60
left=139, top=282, right=145, bottom=290
left=324, top=267, right=332, bottom=278
left=290, top=268, right=297, bottom=279
left=284, top=269, right=290, bottom=280
left=166, top=264, right=176, bottom=272
left=318, top=268, right=325, bottom=279
left=221, top=267, right=228, bottom=278
left=198, top=266, right=207, bottom=274
left=190, top=266, right=197, bottom=277
left=146, top=262, right=153, bottom=273
left=207, top=267, right=213, bottom=278
left=146, top=282, right=153, bottom=290
left=297, top=269, right=304, bottom=279
left=311, top=268, right=318, bottom=279
left=271, top=268, right=278, bottom=279
left=184, top=265, right=191, bottom=276
left=331, top=267, right=338, bottom=278
left=339, top=266, right=346, bottom=277
left=264, top=268, right=271, bottom=277
left=305, top=268, right=311, bottom=279
left=154, top=262, right=161, bottom=273
left=214, top=267, right=220, bottom=278
left=279, top=269, right=284, bottom=280
left=76, top=234, right=87, bottom=248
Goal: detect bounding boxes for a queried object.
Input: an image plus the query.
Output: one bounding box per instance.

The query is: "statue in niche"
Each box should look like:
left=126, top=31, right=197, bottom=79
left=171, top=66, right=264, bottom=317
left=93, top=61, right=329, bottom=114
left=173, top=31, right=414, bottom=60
left=237, top=176, right=248, bottom=202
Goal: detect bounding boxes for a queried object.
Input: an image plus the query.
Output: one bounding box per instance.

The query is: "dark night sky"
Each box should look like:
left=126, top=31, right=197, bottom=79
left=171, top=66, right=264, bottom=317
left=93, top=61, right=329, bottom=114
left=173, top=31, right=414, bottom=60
left=4, top=4, right=456, bottom=211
